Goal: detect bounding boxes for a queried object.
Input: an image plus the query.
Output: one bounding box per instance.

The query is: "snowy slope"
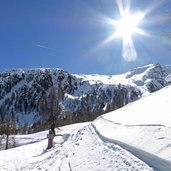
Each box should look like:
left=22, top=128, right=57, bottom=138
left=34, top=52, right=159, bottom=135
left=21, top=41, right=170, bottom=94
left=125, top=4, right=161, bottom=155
left=0, top=123, right=155, bottom=171
left=100, top=84, right=171, bottom=126
left=1, top=84, right=171, bottom=170
left=92, top=85, right=171, bottom=169
left=75, top=63, right=171, bottom=94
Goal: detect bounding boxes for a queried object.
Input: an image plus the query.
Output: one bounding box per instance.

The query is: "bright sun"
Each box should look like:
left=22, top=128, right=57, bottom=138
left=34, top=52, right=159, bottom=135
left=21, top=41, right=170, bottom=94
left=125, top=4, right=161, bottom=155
left=114, top=12, right=144, bottom=40
left=95, top=0, right=166, bottom=62
left=96, top=1, right=148, bottom=62
left=109, top=10, right=145, bottom=61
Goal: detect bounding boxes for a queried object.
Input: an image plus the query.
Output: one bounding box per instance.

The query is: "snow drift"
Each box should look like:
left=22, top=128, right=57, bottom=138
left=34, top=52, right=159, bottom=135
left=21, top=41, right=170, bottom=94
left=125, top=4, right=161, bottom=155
left=0, top=82, right=171, bottom=170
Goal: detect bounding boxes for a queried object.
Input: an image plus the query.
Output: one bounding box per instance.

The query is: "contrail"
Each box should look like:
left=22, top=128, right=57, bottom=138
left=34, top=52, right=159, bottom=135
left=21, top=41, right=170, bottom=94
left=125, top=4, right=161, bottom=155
left=36, top=44, right=57, bottom=51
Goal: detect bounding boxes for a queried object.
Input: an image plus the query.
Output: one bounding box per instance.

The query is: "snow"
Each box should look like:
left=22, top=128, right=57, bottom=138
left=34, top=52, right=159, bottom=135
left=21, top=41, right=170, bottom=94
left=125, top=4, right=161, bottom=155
left=0, top=79, right=25, bottom=106
left=0, top=122, right=90, bottom=171
left=165, top=73, right=171, bottom=83
left=91, top=85, right=171, bottom=170
left=101, top=85, right=171, bottom=126
left=1, top=63, right=170, bottom=128
left=1, top=75, right=171, bottom=170
left=73, top=63, right=169, bottom=96
left=0, top=123, right=154, bottom=171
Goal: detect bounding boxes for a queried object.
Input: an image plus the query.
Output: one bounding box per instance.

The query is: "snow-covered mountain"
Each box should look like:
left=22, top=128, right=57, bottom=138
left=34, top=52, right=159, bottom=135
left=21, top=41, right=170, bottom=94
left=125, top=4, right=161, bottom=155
left=0, top=83, right=171, bottom=170
left=0, top=64, right=171, bottom=131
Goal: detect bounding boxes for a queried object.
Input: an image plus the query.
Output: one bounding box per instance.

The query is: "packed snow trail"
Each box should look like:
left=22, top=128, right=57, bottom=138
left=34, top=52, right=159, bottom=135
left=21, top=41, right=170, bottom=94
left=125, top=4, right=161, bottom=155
left=91, top=123, right=171, bottom=171
left=1, top=122, right=170, bottom=171
left=63, top=124, right=154, bottom=171
left=0, top=123, right=88, bottom=171
left=0, top=123, right=154, bottom=171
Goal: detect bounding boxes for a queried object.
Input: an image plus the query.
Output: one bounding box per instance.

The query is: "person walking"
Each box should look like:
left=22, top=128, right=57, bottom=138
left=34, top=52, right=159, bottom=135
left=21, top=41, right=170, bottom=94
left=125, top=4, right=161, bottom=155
left=47, top=129, right=55, bottom=149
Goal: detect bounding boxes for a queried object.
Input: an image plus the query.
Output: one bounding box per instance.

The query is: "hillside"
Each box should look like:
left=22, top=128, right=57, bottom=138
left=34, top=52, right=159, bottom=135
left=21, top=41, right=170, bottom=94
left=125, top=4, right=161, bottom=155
left=0, top=84, right=171, bottom=170
left=0, top=63, right=170, bottom=132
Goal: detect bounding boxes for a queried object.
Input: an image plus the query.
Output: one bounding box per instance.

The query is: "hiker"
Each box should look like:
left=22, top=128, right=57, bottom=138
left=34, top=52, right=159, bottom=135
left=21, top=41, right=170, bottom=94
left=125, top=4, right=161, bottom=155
left=47, top=129, right=55, bottom=149
left=50, top=125, right=56, bottom=136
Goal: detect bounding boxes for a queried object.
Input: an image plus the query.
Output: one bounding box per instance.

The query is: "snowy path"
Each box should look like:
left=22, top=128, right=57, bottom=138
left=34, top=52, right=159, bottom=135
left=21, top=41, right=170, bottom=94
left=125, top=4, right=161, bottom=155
left=0, top=123, right=155, bottom=171
left=64, top=124, right=154, bottom=171
left=0, top=124, right=85, bottom=171
left=91, top=123, right=171, bottom=171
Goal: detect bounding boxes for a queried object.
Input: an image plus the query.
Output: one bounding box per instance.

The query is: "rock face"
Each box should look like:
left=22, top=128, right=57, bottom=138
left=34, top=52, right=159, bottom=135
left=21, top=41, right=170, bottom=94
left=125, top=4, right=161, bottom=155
left=0, top=64, right=170, bottom=132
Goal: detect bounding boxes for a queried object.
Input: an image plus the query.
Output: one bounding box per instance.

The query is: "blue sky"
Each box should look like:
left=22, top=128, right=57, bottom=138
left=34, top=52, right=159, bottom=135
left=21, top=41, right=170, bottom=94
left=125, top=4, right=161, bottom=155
left=0, top=0, right=171, bottom=75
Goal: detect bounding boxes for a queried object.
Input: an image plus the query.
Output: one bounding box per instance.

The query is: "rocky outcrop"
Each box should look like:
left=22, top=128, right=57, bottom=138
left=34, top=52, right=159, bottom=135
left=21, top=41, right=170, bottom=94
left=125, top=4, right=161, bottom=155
left=0, top=64, right=170, bottom=132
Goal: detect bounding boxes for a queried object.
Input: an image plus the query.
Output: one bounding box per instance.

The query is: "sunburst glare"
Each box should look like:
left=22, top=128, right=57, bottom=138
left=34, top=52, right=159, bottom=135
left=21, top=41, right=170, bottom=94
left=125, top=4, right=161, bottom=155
left=112, top=1, right=145, bottom=61
left=114, top=12, right=144, bottom=39
left=94, top=1, right=146, bottom=62
left=89, top=0, right=168, bottom=63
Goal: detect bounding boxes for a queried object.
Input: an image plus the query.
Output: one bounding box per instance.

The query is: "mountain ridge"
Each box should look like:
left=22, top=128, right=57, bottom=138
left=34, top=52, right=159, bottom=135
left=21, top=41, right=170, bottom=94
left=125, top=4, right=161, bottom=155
left=0, top=63, right=170, bottom=132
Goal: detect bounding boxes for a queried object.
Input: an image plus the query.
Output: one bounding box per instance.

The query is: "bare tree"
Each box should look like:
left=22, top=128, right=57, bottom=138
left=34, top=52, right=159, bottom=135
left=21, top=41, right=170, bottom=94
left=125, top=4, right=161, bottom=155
left=40, top=86, right=62, bottom=133
left=0, top=113, right=17, bottom=150
left=4, top=115, right=17, bottom=149
left=48, top=87, right=60, bottom=133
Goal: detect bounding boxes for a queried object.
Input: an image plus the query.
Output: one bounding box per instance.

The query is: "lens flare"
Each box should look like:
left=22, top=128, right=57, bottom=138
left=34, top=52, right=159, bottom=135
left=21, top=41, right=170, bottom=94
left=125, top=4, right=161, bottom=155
left=115, top=12, right=144, bottom=39
left=89, top=0, right=167, bottom=63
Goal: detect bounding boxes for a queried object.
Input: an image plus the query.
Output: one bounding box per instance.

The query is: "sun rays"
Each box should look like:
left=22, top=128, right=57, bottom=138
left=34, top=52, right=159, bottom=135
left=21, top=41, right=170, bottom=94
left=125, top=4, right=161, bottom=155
left=114, top=12, right=144, bottom=39
left=93, top=0, right=167, bottom=62
left=103, top=0, right=145, bottom=61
